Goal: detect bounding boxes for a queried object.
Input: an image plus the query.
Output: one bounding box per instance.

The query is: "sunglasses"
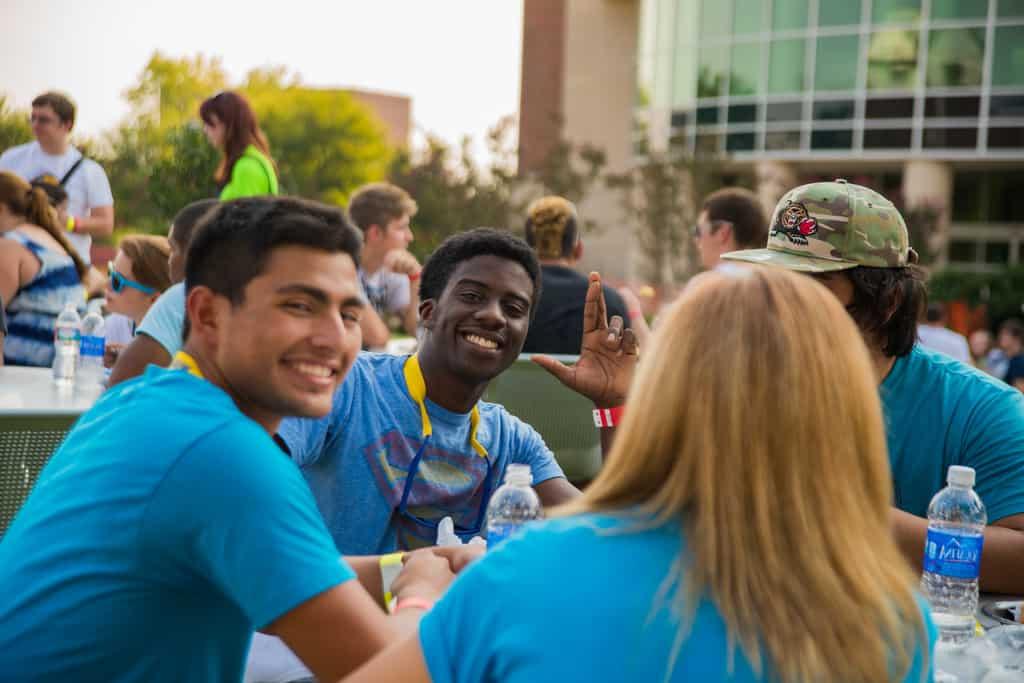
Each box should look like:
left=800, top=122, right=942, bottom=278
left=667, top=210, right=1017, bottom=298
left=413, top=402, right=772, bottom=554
left=108, top=263, right=156, bottom=295
left=396, top=436, right=496, bottom=541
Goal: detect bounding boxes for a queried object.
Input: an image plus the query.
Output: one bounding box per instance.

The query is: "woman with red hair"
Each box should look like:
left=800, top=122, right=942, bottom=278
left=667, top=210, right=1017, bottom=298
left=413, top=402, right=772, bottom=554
left=199, top=91, right=279, bottom=200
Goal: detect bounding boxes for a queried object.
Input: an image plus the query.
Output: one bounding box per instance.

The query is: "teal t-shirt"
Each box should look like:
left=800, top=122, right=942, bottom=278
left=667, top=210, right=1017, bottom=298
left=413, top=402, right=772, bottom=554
left=220, top=144, right=279, bottom=200
left=0, top=366, right=352, bottom=681
left=420, top=513, right=935, bottom=682
left=881, top=345, right=1024, bottom=520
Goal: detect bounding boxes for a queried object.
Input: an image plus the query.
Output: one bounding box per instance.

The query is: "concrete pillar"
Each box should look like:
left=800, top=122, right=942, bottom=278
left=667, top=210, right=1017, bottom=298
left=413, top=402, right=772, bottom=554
left=559, top=0, right=641, bottom=285
left=901, top=160, right=953, bottom=265
left=754, top=160, right=799, bottom=218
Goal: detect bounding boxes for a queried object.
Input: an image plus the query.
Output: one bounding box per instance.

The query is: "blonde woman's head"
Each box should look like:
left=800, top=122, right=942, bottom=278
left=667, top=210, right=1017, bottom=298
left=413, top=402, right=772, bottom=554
left=563, top=264, right=924, bottom=683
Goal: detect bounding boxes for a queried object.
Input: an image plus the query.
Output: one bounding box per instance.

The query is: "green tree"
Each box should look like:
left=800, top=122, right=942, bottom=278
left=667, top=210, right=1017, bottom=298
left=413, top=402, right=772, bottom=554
left=245, top=72, right=392, bottom=205
left=123, top=52, right=228, bottom=129
left=0, top=96, right=31, bottom=153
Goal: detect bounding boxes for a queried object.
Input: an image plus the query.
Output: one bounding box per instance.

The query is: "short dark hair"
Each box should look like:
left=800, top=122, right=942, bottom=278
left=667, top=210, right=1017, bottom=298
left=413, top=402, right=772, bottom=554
left=999, top=318, right=1024, bottom=342
left=170, top=199, right=219, bottom=251
left=32, top=92, right=76, bottom=127
left=347, top=182, right=418, bottom=233
left=419, top=228, right=542, bottom=319
left=846, top=265, right=927, bottom=358
left=925, top=302, right=945, bottom=324
left=702, top=187, right=768, bottom=250
left=183, top=197, right=362, bottom=339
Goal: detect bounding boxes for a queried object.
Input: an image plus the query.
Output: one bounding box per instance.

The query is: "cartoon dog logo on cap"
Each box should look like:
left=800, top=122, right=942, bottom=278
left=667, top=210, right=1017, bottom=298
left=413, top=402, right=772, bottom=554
left=772, top=201, right=819, bottom=246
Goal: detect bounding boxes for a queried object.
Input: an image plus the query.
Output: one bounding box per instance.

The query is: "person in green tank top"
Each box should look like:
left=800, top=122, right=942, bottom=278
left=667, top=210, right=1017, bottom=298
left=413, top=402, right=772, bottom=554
left=200, top=91, right=279, bottom=200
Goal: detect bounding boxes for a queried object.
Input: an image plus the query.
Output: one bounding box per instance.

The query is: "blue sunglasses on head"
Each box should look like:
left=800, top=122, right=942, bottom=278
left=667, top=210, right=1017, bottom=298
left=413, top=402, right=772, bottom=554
left=108, top=263, right=156, bottom=295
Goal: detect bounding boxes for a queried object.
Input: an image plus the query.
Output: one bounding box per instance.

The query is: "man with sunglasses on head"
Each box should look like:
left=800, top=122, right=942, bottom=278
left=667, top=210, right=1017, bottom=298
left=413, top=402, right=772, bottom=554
left=0, top=91, right=114, bottom=265
left=692, top=187, right=767, bottom=271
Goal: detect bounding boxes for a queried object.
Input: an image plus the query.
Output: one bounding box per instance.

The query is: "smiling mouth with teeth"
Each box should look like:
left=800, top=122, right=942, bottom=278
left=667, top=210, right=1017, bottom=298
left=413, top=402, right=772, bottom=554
left=291, top=361, right=335, bottom=378
left=463, top=333, right=499, bottom=350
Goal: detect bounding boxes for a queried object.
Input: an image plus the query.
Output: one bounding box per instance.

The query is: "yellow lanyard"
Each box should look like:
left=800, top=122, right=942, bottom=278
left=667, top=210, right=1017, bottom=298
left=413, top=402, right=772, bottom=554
left=402, top=354, right=488, bottom=458
left=171, top=351, right=205, bottom=379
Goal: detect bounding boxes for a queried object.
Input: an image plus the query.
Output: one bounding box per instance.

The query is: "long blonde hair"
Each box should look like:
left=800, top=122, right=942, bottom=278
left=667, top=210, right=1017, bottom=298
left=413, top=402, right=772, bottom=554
left=0, top=171, right=87, bottom=280
left=558, top=266, right=925, bottom=683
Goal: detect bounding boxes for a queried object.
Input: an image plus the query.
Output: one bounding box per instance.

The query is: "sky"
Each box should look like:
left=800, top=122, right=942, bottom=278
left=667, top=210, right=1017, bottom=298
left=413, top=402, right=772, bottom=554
left=0, top=0, right=524, bottom=157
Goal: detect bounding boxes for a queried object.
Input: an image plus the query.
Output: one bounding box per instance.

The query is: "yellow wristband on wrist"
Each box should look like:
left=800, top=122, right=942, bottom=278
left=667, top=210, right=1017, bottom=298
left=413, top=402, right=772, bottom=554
left=66, top=216, right=76, bottom=233
left=380, top=552, right=404, bottom=610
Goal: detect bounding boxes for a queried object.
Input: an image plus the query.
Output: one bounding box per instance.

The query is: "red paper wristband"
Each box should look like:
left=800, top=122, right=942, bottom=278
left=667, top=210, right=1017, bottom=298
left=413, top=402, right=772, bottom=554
left=592, top=405, right=625, bottom=428
left=408, top=271, right=421, bottom=282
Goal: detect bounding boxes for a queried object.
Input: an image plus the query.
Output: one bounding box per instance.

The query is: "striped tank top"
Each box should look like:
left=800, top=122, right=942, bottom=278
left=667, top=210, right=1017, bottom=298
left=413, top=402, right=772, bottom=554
left=3, top=230, right=84, bottom=367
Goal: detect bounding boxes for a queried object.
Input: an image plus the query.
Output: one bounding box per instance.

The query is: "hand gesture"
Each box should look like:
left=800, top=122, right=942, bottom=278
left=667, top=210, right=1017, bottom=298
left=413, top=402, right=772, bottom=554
left=532, top=272, right=638, bottom=408
left=384, top=249, right=422, bottom=278
left=424, top=543, right=485, bottom=574
left=392, top=549, right=455, bottom=603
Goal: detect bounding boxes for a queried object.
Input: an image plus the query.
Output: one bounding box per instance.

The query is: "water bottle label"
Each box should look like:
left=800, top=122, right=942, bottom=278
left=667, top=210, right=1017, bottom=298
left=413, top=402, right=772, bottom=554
left=56, top=327, right=80, bottom=343
left=487, top=523, right=519, bottom=549
left=923, top=529, right=984, bottom=579
left=81, top=335, right=105, bottom=357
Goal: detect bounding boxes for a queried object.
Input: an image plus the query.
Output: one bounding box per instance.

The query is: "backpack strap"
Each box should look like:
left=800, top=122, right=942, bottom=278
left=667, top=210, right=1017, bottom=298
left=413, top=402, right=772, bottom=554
left=59, top=156, right=86, bottom=186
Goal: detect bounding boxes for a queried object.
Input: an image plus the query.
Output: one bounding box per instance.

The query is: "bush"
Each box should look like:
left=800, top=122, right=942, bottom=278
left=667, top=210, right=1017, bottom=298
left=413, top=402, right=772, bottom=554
left=928, top=266, right=1024, bottom=327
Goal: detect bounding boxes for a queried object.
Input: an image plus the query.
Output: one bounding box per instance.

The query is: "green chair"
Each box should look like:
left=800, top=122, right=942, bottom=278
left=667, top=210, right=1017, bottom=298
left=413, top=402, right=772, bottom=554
left=483, top=354, right=602, bottom=486
left=0, top=415, right=75, bottom=537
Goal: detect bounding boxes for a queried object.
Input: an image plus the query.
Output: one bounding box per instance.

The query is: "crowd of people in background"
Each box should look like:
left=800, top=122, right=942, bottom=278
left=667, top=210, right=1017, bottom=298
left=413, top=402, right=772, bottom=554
left=1, top=86, right=1024, bottom=683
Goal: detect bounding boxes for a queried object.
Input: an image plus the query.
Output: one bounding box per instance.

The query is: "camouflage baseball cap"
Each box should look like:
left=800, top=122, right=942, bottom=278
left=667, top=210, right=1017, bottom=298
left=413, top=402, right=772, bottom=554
left=721, top=179, right=917, bottom=273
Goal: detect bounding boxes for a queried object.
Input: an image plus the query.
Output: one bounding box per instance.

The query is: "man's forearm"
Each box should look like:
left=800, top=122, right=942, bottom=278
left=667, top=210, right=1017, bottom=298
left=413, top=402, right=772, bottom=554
left=346, top=555, right=386, bottom=609
left=891, top=507, right=1024, bottom=593
left=73, top=208, right=114, bottom=238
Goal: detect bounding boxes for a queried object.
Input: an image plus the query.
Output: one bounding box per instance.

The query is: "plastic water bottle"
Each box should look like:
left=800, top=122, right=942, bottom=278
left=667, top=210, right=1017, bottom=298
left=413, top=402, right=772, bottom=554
left=78, top=310, right=106, bottom=388
left=921, top=465, right=987, bottom=644
left=485, top=464, right=542, bottom=549
left=52, top=302, right=82, bottom=387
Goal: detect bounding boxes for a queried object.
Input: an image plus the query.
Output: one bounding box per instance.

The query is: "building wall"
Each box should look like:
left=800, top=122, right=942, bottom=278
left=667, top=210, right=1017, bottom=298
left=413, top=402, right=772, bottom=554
left=348, top=88, right=412, bottom=149
left=519, top=0, right=568, bottom=172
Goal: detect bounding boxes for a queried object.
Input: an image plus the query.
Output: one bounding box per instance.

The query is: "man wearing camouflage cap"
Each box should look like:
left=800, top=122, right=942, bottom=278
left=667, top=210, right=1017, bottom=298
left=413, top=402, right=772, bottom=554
left=724, top=179, right=1024, bottom=594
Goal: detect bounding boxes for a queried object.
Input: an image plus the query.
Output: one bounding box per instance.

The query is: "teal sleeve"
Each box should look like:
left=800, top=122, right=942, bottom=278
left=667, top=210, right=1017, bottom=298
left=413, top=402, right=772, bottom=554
left=219, top=157, right=272, bottom=200
left=962, top=388, right=1024, bottom=523
left=141, top=421, right=354, bottom=629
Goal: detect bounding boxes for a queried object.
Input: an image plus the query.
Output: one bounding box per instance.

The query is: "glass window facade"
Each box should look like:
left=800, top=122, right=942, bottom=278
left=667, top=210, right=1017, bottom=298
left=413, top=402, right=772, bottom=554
left=867, top=29, right=918, bottom=89
left=730, top=41, right=762, bottom=95
left=993, top=27, right=1024, bottom=87
left=773, top=0, right=808, bottom=31
left=819, top=0, right=862, bottom=27
left=643, top=0, right=1024, bottom=157
left=931, top=0, right=987, bottom=20
left=927, top=29, right=985, bottom=88
left=815, top=34, right=860, bottom=91
left=872, top=0, right=921, bottom=25
left=769, top=39, right=807, bottom=94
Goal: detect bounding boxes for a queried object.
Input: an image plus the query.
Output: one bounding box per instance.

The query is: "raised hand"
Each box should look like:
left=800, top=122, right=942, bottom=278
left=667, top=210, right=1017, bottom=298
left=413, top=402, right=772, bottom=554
left=532, top=272, right=638, bottom=408
left=383, top=249, right=422, bottom=278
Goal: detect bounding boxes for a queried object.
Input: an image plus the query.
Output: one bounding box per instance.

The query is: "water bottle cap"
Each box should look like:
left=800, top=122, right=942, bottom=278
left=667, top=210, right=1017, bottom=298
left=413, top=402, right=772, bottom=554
left=947, top=465, right=975, bottom=488
left=504, top=463, right=533, bottom=486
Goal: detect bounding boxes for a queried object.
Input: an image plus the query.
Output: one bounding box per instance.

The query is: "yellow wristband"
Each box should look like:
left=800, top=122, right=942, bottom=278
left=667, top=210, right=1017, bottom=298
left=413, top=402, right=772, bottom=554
left=66, top=216, right=76, bottom=233
left=380, top=552, right=404, bottom=609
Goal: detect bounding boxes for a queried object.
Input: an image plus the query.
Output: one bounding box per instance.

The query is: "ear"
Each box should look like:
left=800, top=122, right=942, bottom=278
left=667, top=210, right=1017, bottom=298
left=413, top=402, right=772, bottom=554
left=716, top=222, right=736, bottom=250
left=184, top=286, right=229, bottom=352
left=419, top=298, right=436, bottom=330
left=366, top=225, right=382, bottom=242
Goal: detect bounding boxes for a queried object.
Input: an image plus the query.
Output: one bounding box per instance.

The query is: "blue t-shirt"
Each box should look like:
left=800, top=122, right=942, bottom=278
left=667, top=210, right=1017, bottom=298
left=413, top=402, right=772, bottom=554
left=420, top=513, right=935, bottom=683
left=279, top=353, right=565, bottom=554
left=0, top=366, right=353, bottom=682
left=882, top=345, right=1024, bottom=520
left=137, top=281, right=185, bottom=356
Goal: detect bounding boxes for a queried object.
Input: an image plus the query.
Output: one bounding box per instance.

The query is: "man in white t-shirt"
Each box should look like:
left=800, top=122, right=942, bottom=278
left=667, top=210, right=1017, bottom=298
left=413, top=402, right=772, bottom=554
left=917, top=303, right=970, bottom=364
left=347, top=183, right=420, bottom=347
left=0, top=91, right=114, bottom=264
